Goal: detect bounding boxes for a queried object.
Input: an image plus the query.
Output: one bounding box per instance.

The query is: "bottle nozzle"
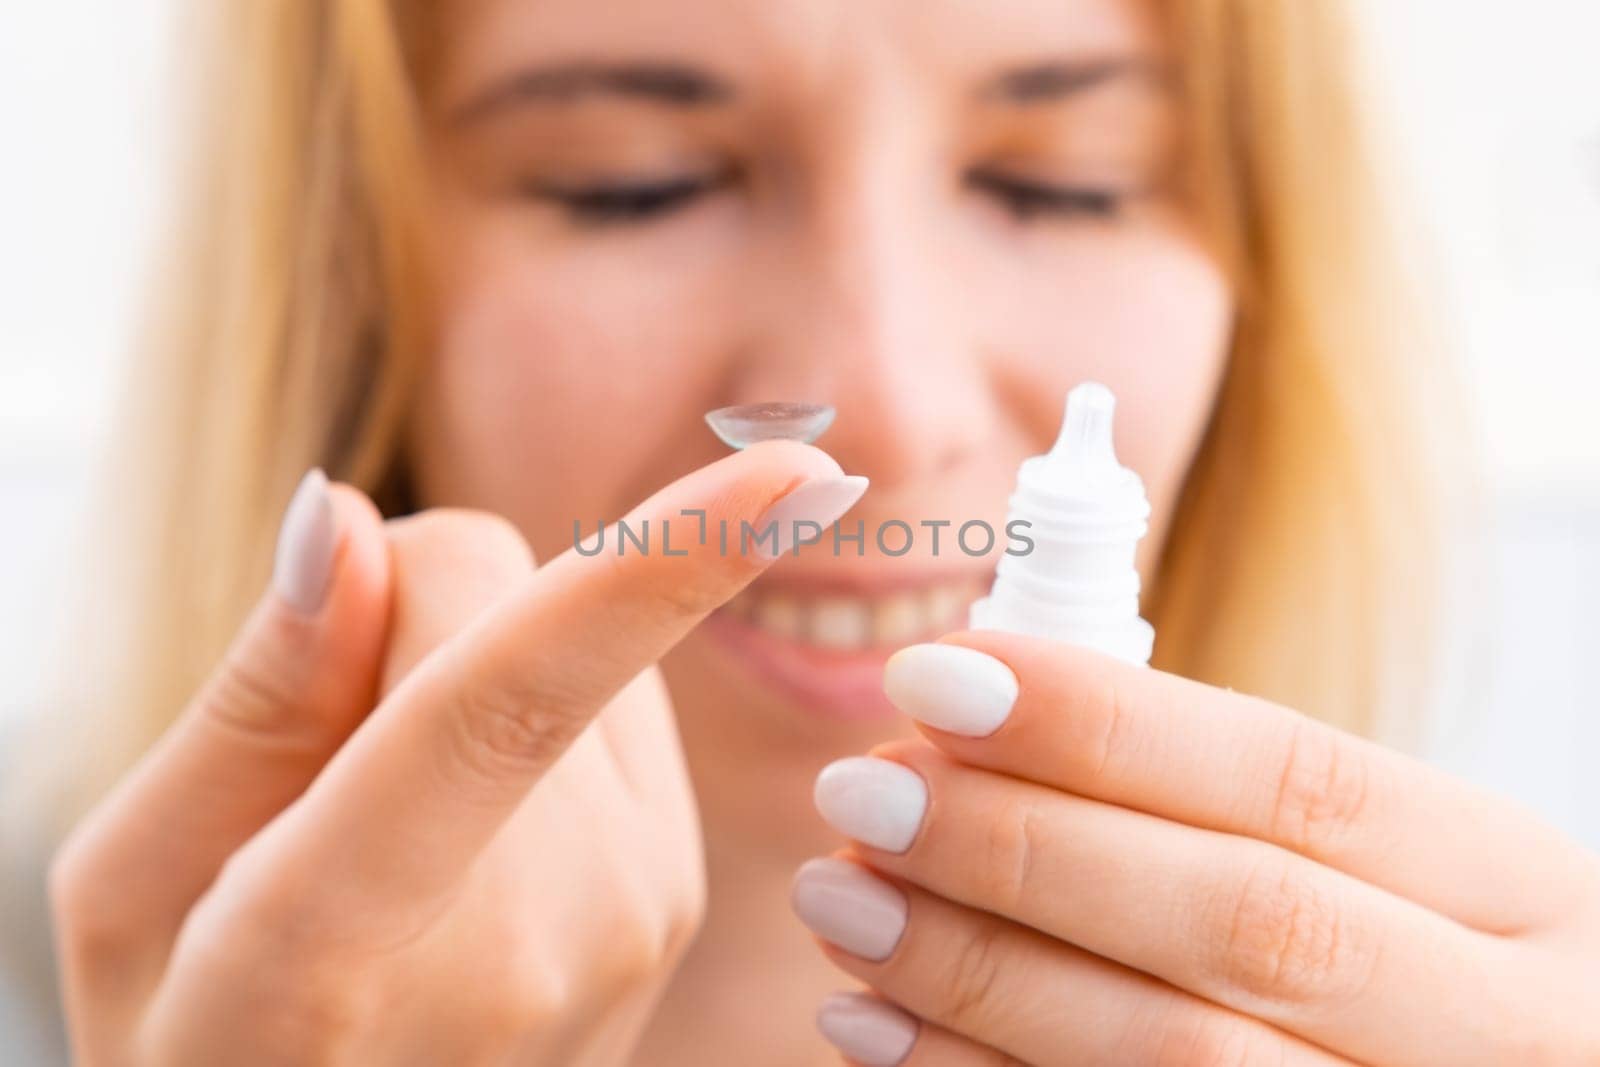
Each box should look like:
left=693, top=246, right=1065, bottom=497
left=1045, top=382, right=1121, bottom=489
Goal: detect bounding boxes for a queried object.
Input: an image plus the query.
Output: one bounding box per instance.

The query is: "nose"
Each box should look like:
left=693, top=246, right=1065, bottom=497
left=729, top=167, right=996, bottom=491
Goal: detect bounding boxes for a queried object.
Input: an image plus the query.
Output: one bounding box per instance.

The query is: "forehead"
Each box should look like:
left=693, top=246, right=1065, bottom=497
left=429, top=0, right=1166, bottom=102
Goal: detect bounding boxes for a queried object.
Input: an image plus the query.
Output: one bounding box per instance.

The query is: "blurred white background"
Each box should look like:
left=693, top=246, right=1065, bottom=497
left=0, top=0, right=1597, bottom=1058
left=1367, top=1, right=1600, bottom=842
left=1, top=5, right=1597, bottom=834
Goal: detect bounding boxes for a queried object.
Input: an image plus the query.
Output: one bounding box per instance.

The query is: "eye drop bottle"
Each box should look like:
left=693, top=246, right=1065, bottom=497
left=968, top=382, right=1156, bottom=666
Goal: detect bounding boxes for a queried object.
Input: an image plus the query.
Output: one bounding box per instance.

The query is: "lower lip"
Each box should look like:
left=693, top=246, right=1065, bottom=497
left=698, top=611, right=928, bottom=721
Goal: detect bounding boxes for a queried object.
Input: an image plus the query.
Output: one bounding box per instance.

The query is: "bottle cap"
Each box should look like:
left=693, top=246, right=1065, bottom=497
left=968, top=382, right=1156, bottom=665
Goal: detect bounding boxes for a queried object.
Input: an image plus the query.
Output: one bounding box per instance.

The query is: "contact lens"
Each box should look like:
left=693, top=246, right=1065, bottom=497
left=704, top=402, right=836, bottom=449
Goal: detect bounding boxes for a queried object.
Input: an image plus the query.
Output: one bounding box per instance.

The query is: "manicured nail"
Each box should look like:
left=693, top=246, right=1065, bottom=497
left=752, top=474, right=869, bottom=560
left=272, top=468, right=337, bottom=615
left=814, top=757, right=927, bottom=853
left=816, top=992, right=918, bottom=1066
left=791, top=857, right=907, bottom=962
left=883, top=643, right=1019, bottom=737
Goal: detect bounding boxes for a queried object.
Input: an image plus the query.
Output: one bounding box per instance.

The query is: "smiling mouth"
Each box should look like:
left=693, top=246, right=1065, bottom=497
left=719, top=577, right=988, bottom=652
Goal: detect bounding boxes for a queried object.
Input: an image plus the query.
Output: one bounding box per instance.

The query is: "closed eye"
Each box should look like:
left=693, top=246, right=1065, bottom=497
left=966, top=168, right=1123, bottom=221
left=521, top=167, right=1121, bottom=225
left=520, top=170, right=735, bottom=225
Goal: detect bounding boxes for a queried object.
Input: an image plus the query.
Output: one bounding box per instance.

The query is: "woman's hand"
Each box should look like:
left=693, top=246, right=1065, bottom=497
left=797, top=633, right=1600, bottom=1066
left=50, top=442, right=864, bottom=1066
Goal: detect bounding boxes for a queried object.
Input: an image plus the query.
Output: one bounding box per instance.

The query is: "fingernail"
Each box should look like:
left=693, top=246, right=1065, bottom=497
left=752, top=474, right=869, bottom=560
left=883, top=643, right=1019, bottom=737
left=816, top=992, right=918, bottom=1066
left=814, top=757, right=927, bottom=853
left=791, top=857, right=907, bottom=962
left=272, top=468, right=337, bottom=614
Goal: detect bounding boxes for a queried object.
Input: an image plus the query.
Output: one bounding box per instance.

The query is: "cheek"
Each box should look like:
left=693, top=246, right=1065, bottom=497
left=411, top=220, right=735, bottom=560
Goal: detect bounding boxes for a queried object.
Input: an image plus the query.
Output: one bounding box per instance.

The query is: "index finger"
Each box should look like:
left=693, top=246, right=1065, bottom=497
left=282, top=441, right=866, bottom=911
left=881, top=633, right=1598, bottom=934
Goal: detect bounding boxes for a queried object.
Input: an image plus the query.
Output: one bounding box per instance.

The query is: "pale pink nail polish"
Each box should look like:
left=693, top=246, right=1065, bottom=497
left=883, top=643, right=1020, bottom=737
left=816, top=992, right=918, bottom=1066
left=751, top=474, right=869, bottom=560
left=814, top=757, right=928, bottom=853
left=791, top=857, right=907, bottom=962
left=272, top=468, right=337, bottom=614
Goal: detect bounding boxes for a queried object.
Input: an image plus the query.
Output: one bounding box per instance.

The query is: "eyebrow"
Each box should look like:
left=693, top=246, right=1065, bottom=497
left=449, top=60, right=735, bottom=126
left=981, top=57, right=1164, bottom=103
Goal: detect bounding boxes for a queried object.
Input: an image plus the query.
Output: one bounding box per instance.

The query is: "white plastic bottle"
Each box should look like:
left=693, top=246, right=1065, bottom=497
left=968, top=382, right=1156, bottom=665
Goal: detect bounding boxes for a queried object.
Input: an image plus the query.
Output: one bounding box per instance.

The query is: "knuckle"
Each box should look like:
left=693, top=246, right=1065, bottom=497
left=664, top=878, right=708, bottom=962
left=1078, top=667, right=1140, bottom=779
left=166, top=879, right=373, bottom=1037
left=47, top=835, right=130, bottom=962
left=568, top=890, right=691, bottom=1005
left=975, top=794, right=1047, bottom=914
left=442, top=654, right=575, bottom=790
left=208, top=835, right=408, bottom=970
left=46, top=835, right=89, bottom=919
left=1152, top=1015, right=1285, bottom=1067
left=1268, top=718, right=1372, bottom=855
left=632, top=905, right=683, bottom=975
left=503, top=957, right=570, bottom=1029
left=1214, top=857, right=1373, bottom=1007
left=201, top=640, right=314, bottom=742
left=934, top=920, right=1009, bottom=1033
left=597, top=924, right=661, bottom=993
left=208, top=852, right=331, bottom=963
left=624, top=877, right=703, bottom=979
left=637, top=554, right=736, bottom=619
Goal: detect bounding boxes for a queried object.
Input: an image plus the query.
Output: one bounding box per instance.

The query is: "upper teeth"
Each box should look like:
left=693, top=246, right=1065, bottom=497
left=724, top=581, right=984, bottom=650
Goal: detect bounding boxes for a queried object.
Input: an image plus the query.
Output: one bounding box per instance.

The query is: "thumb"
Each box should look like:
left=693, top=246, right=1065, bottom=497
left=52, top=470, right=392, bottom=965
left=200, top=469, right=392, bottom=745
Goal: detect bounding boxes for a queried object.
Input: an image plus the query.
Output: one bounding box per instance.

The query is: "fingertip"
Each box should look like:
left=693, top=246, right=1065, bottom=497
left=752, top=473, right=870, bottom=562
left=385, top=507, right=536, bottom=576
left=269, top=475, right=386, bottom=617
left=317, top=481, right=393, bottom=617
left=259, top=477, right=392, bottom=692
left=325, top=480, right=385, bottom=534
left=257, top=479, right=393, bottom=722
left=724, top=439, right=848, bottom=496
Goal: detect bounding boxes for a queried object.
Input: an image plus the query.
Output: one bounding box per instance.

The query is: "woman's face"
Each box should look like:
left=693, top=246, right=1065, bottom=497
left=410, top=0, right=1231, bottom=800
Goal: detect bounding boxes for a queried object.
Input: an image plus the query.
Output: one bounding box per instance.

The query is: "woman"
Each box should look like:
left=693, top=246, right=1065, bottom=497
left=9, top=0, right=1600, bottom=1063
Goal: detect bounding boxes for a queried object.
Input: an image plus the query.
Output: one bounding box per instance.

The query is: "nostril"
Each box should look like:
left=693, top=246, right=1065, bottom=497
left=704, top=401, right=836, bottom=449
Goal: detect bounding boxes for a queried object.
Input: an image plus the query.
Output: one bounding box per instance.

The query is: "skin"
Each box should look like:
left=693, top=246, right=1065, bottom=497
left=47, top=0, right=1600, bottom=1064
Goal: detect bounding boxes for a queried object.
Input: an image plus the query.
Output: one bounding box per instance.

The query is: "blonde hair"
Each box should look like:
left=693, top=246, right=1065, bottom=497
left=1151, top=0, right=1459, bottom=745
left=5, top=0, right=1458, bottom=1002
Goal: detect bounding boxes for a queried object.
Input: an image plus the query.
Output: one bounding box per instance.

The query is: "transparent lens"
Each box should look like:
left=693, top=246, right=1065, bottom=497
left=704, top=402, right=836, bottom=449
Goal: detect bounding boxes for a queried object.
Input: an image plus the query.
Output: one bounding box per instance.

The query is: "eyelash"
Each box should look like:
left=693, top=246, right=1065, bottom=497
left=964, top=169, right=1123, bottom=221
left=524, top=174, right=730, bottom=225
left=526, top=169, right=1123, bottom=226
